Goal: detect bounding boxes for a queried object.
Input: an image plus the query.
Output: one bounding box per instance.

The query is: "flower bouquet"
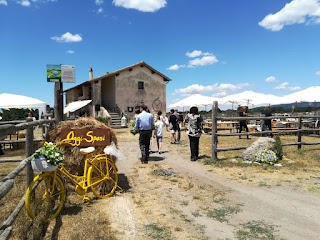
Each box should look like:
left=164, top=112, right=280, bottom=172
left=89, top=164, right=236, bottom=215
left=31, top=142, right=64, bottom=172
left=254, top=149, right=278, bottom=165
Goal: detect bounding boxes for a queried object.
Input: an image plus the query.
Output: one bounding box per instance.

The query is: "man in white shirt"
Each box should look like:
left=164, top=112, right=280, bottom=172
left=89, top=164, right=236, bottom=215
left=134, top=105, right=154, bottom=163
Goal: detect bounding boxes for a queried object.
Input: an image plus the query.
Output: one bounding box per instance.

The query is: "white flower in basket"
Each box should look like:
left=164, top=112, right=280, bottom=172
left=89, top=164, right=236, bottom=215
left=31, top=142, right=64, bottom=172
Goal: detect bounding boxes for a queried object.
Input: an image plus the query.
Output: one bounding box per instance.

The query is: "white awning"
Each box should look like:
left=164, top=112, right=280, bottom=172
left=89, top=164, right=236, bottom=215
left=64, top=100, right=92, bottom=114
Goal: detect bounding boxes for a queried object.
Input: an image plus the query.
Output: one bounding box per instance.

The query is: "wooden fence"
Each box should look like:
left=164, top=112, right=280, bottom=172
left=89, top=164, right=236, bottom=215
left=0, top=118, right=55, bottom=240
left=211, top=101, right=320, bottom=160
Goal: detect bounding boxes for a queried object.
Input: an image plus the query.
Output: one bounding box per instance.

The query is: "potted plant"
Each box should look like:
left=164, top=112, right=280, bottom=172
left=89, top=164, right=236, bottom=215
left=31, top=142, right=64, bottom=172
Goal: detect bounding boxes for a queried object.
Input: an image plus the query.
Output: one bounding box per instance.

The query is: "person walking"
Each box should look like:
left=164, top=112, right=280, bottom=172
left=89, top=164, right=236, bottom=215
left=164, top=114, right=169, bottom=131
left=262, top=107, right=273, bottom=137
left=238, top=106, right=250, bottom=139
left=174, top=109, right=182, bottom=143
left=185, top=106, right=204, bottom=161
left=153, top=116, right=164, bottom=154
left=169, top=109, right=178, bottom=144
left=134, top=104, right=154, bottom=164
left=0, top=136, right=4, bottom=155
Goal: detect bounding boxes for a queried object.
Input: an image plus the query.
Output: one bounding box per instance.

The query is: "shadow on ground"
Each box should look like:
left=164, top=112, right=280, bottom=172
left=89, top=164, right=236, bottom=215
left=118, top=173, right=131, bottom=192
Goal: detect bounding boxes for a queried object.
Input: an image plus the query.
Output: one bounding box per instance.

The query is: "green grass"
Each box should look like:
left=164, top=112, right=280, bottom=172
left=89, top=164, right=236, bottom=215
left=191, top=210, right=202, bottom=217
left=206, top=205, right=242, bottom=222
left=145, top=223, right=172, bottom=240
left=307, top=185, right=320, bottom=193
left=235, top=220, right=280, bottom=240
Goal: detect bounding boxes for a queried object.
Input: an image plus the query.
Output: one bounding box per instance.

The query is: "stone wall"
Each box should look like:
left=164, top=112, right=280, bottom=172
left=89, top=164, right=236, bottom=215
left=114, top=65, right=166, bottom=118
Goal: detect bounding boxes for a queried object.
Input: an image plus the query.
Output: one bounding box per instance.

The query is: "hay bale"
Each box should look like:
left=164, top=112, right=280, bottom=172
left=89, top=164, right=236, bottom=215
left=47, top=117, right=118, bottom=175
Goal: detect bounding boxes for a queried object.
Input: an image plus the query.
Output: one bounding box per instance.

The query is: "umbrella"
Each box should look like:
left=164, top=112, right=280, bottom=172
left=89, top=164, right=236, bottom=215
left=169, top=94, right=216, bottom=110
left=277, top=86, right=320, bottom=104
left=219, top=91, right=282, bottom=107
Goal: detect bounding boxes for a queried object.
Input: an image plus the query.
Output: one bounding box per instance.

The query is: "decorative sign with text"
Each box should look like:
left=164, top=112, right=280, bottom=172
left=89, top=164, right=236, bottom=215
left=59, top=128, right=110, bottom=147
left=47, top=64, right=75, bottom=83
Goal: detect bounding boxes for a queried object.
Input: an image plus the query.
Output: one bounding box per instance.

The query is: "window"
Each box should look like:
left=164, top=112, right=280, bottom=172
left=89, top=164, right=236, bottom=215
left=138, top=81, right=144, bottom=90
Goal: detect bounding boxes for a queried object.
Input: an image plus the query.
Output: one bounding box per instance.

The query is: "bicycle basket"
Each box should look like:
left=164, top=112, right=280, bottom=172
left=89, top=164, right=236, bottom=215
left=31, top=156, right=58, bottom=172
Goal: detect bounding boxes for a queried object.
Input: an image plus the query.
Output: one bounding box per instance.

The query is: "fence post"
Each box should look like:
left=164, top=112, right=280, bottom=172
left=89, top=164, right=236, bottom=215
left=211, top=101, right=218, bottom=160
left=42, top=115, right=46, bottom=139
left=54, top=82, right=63, bottom=123
left=297, top=116, right=302, bottom=150
left=25, top=118, right=34, bottom=186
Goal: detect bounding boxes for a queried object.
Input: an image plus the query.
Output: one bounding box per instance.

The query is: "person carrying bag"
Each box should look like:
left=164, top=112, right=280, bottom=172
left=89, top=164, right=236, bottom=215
left=185, top=106, right=203, bottom=161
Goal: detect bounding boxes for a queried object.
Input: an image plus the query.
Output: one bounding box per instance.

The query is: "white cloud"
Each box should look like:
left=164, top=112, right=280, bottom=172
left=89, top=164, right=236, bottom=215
left=274, top=82, right=289, bottom=89
left=186, top=50, right=202, bottom=58
left=188, top=55, right=218, bottom=68
left=167, top=64, right=180, bottom=71
left=20, top=0, right=31, bottom=7
left=289, top=86, right=302, bottom=91
left=112, top=0, right=167, bottom=12
left=173, top=83, right=249, bottom=96
left=97, top=7, right=103, bottom=13
left=0, top=0, right=7, bottom=6
left=315, top=70, right=320, bottom=76
left=259, top=0, right=320, bottom=31
left=212, top=92, right=227, bottom=98
left=173, top=84, right=214, bottom=95
left=32, top=0, right=58, bottom=2
left=265, top=76, right=277, bottom=82
left=168, top=50, right=218, bottom=70
left=66, top=50, right=75, bottom=54
left=274, top=82, right=301, bottom=91
left=51, top=32, right=82, bottom=43
left=4, top=0, right=57, bottom=7
left=95, top=0, right=103, bottom=5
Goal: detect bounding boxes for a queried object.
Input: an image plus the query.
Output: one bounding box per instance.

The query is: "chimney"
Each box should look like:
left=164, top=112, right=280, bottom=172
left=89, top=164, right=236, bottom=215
left=89, top=67, right=93, bottom=80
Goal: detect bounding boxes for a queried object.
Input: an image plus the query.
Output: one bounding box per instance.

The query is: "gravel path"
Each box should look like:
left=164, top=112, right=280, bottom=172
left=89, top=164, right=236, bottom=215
left=100, top=129, right=320, bottom=240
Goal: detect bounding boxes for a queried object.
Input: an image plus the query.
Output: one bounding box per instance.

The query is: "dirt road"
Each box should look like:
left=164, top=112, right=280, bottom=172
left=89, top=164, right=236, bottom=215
left=99, top=129, right=320, bottom=240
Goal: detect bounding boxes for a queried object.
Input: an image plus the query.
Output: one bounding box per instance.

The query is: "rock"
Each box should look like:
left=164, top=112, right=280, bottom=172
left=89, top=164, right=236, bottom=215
left=243, top=160, right=252, bottom=165
left=274, top=163, right=282, bottom=167
left=241, top=137, right=275, bottom=161
left=229, top=159, right=239, bottom=163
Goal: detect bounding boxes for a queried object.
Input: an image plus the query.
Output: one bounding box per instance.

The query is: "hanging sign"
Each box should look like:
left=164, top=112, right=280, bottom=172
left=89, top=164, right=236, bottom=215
left=47, top=64, right=75, bottom=83
left=59, top=128, right=111, bottom=147
left=61, top=65, right=75, bottom=83
left=47, top=64, right=61, bottom=82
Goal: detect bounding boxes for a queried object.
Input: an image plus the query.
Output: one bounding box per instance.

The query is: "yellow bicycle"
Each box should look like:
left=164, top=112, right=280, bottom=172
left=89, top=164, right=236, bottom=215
left=25, top=147, right=119, bottom=221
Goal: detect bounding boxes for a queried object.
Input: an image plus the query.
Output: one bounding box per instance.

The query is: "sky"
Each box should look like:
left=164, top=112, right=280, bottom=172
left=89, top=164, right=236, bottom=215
left=1, top=0, right=320, bottom=110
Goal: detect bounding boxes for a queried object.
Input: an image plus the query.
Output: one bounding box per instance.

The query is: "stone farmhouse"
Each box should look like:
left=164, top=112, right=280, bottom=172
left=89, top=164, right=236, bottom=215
left=64, top=61, right=171, bottom=126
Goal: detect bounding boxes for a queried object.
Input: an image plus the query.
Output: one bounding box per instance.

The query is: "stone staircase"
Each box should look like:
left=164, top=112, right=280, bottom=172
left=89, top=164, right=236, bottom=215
left=109, top=112, right=127, bottom=128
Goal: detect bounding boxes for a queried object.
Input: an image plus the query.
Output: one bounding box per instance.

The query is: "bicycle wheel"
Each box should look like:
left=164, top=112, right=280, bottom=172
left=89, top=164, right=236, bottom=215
left=25, top=172, right=66, bottom=221
left=88, top=156, right=118, bottom=198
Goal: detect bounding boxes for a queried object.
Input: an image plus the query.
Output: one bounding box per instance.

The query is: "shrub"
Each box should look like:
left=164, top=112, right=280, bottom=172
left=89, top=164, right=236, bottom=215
left=272, top=136, right=283, bottom=160
left=95, top=117, right=110, bottom=126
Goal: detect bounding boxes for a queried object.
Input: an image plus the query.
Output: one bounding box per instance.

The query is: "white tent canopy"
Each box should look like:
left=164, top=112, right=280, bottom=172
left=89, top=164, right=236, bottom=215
left=64, top=100, right=92, bottom=114
left=0, top=93, right=47, bottom=119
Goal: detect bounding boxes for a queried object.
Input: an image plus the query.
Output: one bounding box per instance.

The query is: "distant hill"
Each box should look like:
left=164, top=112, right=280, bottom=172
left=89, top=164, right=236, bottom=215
left=272, top=102, right=320, bottom=110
